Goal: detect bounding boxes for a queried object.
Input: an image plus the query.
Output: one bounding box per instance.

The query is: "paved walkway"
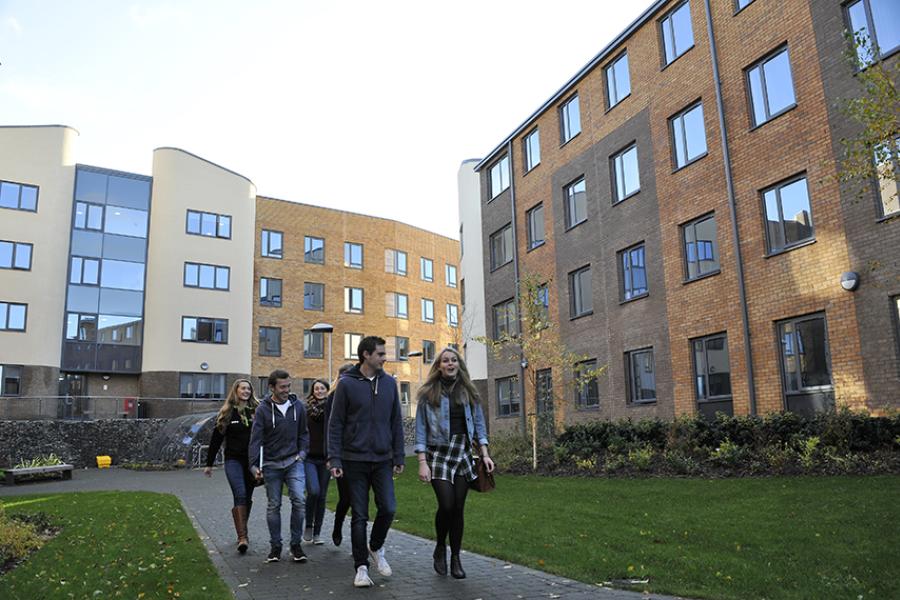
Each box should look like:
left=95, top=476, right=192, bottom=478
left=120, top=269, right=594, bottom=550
left=1, top=468, right=687, bottom=600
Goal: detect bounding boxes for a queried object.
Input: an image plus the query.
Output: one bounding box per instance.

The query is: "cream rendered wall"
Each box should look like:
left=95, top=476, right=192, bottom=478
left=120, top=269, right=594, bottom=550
left=457, top=159, right=487, bottom=381
left=0, top=125, right=77, bottom=368
left=142, top=148, right=256, bottom=375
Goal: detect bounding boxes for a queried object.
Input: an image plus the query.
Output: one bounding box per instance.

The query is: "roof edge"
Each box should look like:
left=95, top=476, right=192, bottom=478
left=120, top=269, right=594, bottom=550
left=154, top=146, right=255, bottom=187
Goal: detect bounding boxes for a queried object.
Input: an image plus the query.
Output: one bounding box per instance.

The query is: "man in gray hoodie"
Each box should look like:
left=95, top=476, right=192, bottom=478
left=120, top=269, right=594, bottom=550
left=329, top=336, right=405, bottom=588
left=249, top=369, right=309, bottom=564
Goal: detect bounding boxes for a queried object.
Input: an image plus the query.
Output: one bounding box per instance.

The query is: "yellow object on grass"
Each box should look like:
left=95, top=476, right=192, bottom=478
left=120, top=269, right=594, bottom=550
left=96, top=455, right=111, bottom=468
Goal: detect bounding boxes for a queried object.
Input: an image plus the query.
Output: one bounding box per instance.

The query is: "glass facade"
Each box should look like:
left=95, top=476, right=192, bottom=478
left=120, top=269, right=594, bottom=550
left=62, top=166, right=151, bottom=373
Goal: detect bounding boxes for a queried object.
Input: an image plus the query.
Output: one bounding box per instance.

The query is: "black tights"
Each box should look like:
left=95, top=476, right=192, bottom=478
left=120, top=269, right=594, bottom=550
left=431, top=475, right=469, bottom=555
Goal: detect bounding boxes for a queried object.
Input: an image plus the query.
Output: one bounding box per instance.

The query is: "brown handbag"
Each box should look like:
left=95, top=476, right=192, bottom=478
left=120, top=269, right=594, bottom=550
left=469, top=445, right=495, bottom=493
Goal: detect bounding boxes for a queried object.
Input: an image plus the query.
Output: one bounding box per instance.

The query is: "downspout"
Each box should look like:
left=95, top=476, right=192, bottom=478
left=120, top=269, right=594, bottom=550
left=703, top=0, right=757, bottom=415
left=506, top=139, right=528, bottom=432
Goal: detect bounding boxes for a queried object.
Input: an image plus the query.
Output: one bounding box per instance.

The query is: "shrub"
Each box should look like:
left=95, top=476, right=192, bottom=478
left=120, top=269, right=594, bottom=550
left=627, top=446, right=654, bottom=471
left=0, top=506, right=46, bottom=566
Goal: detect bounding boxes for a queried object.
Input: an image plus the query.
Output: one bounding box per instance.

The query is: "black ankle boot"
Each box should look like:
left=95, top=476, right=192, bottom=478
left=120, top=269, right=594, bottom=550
left=332, top=520, right=343, bottom=546
left=450, top=554, right=466, bottom=579
left=433, top=544, right=447, bottom=576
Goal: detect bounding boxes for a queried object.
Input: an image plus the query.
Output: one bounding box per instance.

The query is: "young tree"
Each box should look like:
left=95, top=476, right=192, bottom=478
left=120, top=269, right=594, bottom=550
left=476, top=273, right=605, bottom=469
left=835, top=31, right=899, bottom=220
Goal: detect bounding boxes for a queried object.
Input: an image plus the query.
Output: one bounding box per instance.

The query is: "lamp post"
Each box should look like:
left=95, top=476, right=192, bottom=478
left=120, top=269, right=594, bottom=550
left=407, top=350, right=424, bottom=418
left=310, top=322, right=334, bottom=383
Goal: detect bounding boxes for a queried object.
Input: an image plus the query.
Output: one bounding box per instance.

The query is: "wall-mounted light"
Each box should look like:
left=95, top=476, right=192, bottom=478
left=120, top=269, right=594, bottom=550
left=101, top=374, right=111, bottom=381
left=200, top=362, right=209, bottom=371
left=840, top=271, right=860, bottom=292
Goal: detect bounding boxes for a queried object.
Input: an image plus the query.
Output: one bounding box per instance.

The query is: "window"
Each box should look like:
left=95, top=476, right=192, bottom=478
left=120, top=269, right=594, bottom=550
left=490, top=224, right=514, bottom=270
left=683, top=214, right=719, bottom=280
left=258, top=326, right=282, bottom=356
left=536, top=368, right=553, bottom=415
left=0, top=241, right=32, bottom=271
left=304, top=236, right=324, bottom=264
left=0, top=302, right=27, bottom=331
left=735, top=0, right=754, bottom=10
left=605, top=52, right=631, bottom=108
left=762, top=175, right=814, bottom=253
left=179, top=373, right=227, bottom=399
left=559, top=94, right=581, bottom=144
left=526, top=204, right=545, bottom=250
left=0, top=180, right=38, bottom=212
left=660, top=1, right=694, bottom=66
left=385, top=249, right=408, bottom=275
left=301, top=379, right=317, bottom=396
left=496, top=376, right=521, bottom=417
left=184, top=262, right=229, bottom=290
left=75, top=202, right=104, bottom=231
left=396, top=336, right=409, bottom=361
left=671, top=102, right=707, bottom=169
left=261, top=230, right=283, bottom=258
left=620, top=243, right=648, bottom=301
left=187, top=210, right=231, bottom=239
left=304, top=330, right=324, bottom=358
left=182, top=317, right=228, bottom=344
left=564, top=177, right=587, bottom=229
left=386, top=292, right=409, bottom=319
left=68, top=256, right=99, bottom=285
left=65, top=313, right=97, bottom=341
left=846, top=0, right=900, bottom=64
left=447, top=303, right=459, bottom=327
left=626, top=348, right=656, bottom=403
left=344, top=287, right=364, bottom=314
left=569, top=266, right=592, bottom=318
left=344, top=242, right=364, bottom=269
left=445, top=264, right=457, bottom=288
left=420, top=257, right=434, bottom=282
left=0, top=364, right=23, bottom=396
left=493, top=298, right=517, bottom=339
left=490, top=155, right=510, bottom=199
left=611, top=144, right=640, bottom=202
left=574, top=360, right=600, bottom=409
left=524, top=129, right=541, bottom=172
left=260, top=277, right=282, bottom=307
left=421, top=298, right=435, bottom=323
left=104, top=205, right=148, bottom=238
left=747, top=47, right=796, bottom=127
left=100, top=259, right=145, bottom=291
left=779, top=314, right=832, bottom=393
left=536, top=283, right=550, bottom=321
left=875, top=136, right=899, bottom=217
left=693, top=334, right=732, bottom=403
left=344, top=333, right=363, bottom=359
left=423, top=340, right=436, bottom=363
left=400, top=382, right=410, bottom=406
left=304, top=282, right=325, bottom=311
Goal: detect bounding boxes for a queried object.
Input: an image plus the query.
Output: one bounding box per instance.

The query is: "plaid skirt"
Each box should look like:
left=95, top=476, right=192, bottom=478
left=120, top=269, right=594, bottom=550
left=427, top=434, right=477, bottom=483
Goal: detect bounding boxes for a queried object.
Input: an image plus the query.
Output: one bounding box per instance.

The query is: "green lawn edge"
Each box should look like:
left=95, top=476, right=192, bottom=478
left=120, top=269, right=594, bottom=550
left=1, top=490, right=231, bottom=600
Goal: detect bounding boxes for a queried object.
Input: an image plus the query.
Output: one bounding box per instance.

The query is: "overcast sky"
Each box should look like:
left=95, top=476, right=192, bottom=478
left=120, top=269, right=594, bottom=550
left=1, top=1, right=651, bottom=238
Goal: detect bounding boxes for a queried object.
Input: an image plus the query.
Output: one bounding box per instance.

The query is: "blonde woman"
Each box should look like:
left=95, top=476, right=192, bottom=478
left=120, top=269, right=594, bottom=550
left=414, top=348, right=494, bottom=579
left=204, top=378, right=260, bottom=554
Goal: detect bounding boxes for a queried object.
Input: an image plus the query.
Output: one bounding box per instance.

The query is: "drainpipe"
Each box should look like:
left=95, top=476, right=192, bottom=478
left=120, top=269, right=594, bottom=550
left=505, top=140, right=528, bottom=432
left=703, top=0, right=757, bottom=415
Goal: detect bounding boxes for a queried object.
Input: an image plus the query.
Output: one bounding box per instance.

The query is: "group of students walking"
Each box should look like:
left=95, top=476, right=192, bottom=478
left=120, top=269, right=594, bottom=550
left=204, top=336, right=494, bottom=588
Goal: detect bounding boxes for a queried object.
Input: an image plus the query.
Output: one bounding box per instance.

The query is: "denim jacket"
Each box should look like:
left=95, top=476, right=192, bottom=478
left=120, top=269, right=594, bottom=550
left=414, top=393, right=489, bottom=453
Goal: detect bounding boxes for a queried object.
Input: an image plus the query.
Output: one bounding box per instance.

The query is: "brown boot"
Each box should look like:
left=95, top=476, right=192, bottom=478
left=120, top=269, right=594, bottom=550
left=232, top=506, right=249, bottom=554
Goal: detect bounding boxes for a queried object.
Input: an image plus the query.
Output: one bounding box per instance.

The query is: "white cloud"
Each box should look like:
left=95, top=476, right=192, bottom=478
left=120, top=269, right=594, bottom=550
left=2, top=15, right=23, bottom=36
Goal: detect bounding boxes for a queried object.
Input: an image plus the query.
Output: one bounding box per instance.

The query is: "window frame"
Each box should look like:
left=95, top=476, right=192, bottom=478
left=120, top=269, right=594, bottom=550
left=777, top=313, right=833, bottom=396
left=574, top=359, right=600, bottom=410
left=423, top=340, right=436, bottom=363
left=524, top=128, right=541, bottom=172
left=186, top=209, right=231, bottom=240
left=259, top=277, right=283, bottom=307
left=691, top=333, right=733, bottom=404
left=559, top=94, right=582, bottom=145
left=0, top=180, right=39, bottom=212
left=385, top=249, right=408, bottom=276
left=659, top=0, right=694, bottom=67
left=304, top=235, right=325, bottom=264
left=75, top=201, right=104, bottom=231
left=489, top=223, right=514, bottom=271
left=386, top=292, right=409, bottom=319
left=0, top=240, right=33, bottom=271
left=69, top=256, right=101, bottom=286
left=496, top=375, right=521, bottom=417
left=344, top=287, right=364, bottom=314
left=447, top=303, right=459, bottom=328
left=626, top=347, right=657, bottom=404
left=0, top=364, right=24, bottom=396
left=0, top=301, right=28, bottom=332
left=526, top=203, right=545, bottom=250
left=761, top=173, right=815, bottom=255
left=344, top=241, right=364, bottom=269
left=395, top=336, right=410, bottom=361
left=619, top=242, right=649, bottom=302
left=261, top=229, right=284, bottom=259
left=489, top=154, right=511, bottom=199
left=181, top=316, right=229, bottom=344
left=564, top=176, right=588, bottom=230
left=445, top=264, right=457, bottom=288
left=303, top=329, right=325, bottom=359
left=344, top=332, right=363, bottom=360
left=258, top=326, right=282, bottom=357
left=611, top=143, right=641, bottom=203
left=734, top=0, right=755, bottom=13
left=670, top=101, right=708, bottom=170
left=179, top=372, right=227, bottom=399
left=183, top=261, right=230, bottom=291
left=745, top=45, right=797, bottom=129
left=492, top=298, right=517, bottom=340
left=420, top=257, right=434, bottom=282
left=874, top=135, right=900, bottom=219
left=304, top=281, right=325, bottom=311
left=604, top=50, right=631, bottom=109
left=844, top=0, right=900, bottom=64
left=568, top=265, right=593, bottom=319
left=421, top=298, right=435, bottom=323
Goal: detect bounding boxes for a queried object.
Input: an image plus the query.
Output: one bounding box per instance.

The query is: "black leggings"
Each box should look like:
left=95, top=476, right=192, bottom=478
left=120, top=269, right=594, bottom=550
left=431, top=474, right=469, bottom=555
left=334, top=474, right=351, bottom=523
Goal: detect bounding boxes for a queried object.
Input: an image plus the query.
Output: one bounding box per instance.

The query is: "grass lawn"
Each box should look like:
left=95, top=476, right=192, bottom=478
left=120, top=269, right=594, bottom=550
left=331, top=458, right=899, bottom=600
left=0, top=491, right=230, bottom=600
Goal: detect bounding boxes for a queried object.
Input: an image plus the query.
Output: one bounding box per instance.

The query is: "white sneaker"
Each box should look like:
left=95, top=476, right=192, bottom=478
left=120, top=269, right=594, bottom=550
left=368, top=545, right=392, bottom=577
left=353, top=565, right=374, bottom=588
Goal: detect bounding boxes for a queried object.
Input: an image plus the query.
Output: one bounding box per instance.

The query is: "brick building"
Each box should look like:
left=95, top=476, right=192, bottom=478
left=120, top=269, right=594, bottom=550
left=463, top=0, right=899, bottom=433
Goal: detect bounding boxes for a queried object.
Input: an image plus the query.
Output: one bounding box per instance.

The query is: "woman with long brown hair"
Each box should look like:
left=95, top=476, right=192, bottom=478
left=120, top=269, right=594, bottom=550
left=414, top=347, right=494, bottom=579
left=204, top=378, right=260, bottom=554
left=302, top=378, right=330, bottom=544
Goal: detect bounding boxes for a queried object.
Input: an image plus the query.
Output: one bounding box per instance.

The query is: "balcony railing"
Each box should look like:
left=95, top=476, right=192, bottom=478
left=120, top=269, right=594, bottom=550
left=0, top=396, right=223, bottom=420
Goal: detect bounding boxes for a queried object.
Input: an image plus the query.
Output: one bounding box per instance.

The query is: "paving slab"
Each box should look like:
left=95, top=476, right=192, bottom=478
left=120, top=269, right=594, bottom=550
left=1, top=468, right=689, bottom=600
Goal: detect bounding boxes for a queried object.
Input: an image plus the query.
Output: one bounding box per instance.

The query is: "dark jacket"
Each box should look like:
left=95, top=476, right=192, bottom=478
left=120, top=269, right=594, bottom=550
left=327, top=365, right=404, bottom=469
left=248, top=393, right=309, bottom=473
left=305, top=395, right=330, bottom=461
left=205, top=407, right=254, bottom=467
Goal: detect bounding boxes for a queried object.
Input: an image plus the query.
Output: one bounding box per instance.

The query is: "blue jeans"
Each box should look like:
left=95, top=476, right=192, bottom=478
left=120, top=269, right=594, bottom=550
left=224, top=459, right=255, bottom=507
left=304, top=459, right=330, bottom=536
left=344, top=459, right=396, bottom=569
left=262, top=459, right=306, bottom=547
